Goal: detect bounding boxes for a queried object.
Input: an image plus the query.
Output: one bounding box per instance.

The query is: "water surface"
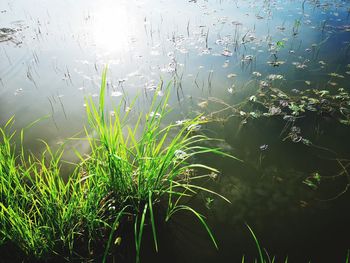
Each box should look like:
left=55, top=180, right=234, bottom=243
left=1, top=0, right=350, bottom=262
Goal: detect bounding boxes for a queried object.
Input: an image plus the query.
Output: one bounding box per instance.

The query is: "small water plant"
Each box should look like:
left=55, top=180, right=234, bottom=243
left=208, top=78, right=350, bottom=145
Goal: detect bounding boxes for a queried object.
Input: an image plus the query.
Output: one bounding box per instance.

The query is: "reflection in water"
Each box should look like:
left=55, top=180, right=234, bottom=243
left=91, top=3, right=132, bottom=53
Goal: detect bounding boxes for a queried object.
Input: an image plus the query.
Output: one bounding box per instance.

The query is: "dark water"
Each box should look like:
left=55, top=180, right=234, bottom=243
left=1, top=0, right=350, bottom=262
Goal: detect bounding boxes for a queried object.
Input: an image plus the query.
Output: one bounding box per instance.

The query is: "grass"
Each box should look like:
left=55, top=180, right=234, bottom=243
left=244, top=224, right=350, bottom=263
left=1, top=68, right=348, bottom=262
left=0, top=67, right=234, bottom=262
left=81, top=67, right=233, bottom=262
left=0, top=120, right=82, bottom=259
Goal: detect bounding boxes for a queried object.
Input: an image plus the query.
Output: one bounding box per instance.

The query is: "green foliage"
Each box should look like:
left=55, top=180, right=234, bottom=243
left=0, top=119, right=86, bottom=259
left=210, top=80, right=350, bottom=145
left=83, top=67, right=233, bottom=262
left=246, top=224, right=264, bottom=263
left=0, top=68, right=234, bottom=262
left=303, top=172, right=321, bottom=190
left=244, top=225, right=349, bottom=263
left=276, top=41, right=285, bottom=49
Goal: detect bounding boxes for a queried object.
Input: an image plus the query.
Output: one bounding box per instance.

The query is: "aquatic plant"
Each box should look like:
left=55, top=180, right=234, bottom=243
left=0, top=118, right=85, bottom=259
left=204, top=75, right=350, bottom=201
left=241, top=224, right=290, bottom=263
left=209, top=80, right=350, bottom=145
left=82, top=67, right=233, bottom=262
left=0, top=68, right=234, bottom=262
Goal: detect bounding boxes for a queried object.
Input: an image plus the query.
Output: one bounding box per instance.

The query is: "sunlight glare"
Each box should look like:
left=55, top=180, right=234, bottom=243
left=92, top=5, right=133, bottom=53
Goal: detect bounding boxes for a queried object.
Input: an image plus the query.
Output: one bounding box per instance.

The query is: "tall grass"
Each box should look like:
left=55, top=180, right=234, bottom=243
left=0, top=118, right=85, bottom=259
left=0, top=69, right=349, bottom=263
left=0, top=68, right=234, bottom=262
left=82, top=67, right=233, bottom=262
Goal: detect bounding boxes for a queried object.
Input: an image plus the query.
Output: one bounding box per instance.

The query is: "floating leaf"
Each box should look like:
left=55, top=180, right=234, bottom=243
left=276, top=41, right=285, bottom=48
left=267, top=61, right=285, bottom=67
left=339, top=119, right=350, bottom=125
left=319, top=90, right=330, bottom=97
left=249, top=95, right=257, bottom=102
left=329, top=72, right=345, bottom=78
left=227, top=73, right=237, bottom=78
left=269, top=106, right=282, bottom=115
left=303, top=172, right=321, bottom=190
left=302, top=138, right=312, bottom=146
left=249, top=112, right=260, bottom=118
left=252, top=71, right=262, bottom=77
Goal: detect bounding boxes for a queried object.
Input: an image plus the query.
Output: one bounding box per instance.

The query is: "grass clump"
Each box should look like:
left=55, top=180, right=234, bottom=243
left=0, top=119, right=85, bottom=260
left=81, top=67, right=232, bottom=262
left=0, top=67, right=233, bottom=262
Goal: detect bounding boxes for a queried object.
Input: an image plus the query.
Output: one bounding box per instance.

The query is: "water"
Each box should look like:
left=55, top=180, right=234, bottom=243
left=1, top=0, right=350, bottom=262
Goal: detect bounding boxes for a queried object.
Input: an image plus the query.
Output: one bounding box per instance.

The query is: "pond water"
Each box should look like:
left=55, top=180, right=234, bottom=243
left=1, top=0, right=350, bottom=262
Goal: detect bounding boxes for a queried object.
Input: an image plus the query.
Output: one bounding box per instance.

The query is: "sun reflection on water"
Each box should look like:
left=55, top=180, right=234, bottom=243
left=91, top=4, right=134, bottom=53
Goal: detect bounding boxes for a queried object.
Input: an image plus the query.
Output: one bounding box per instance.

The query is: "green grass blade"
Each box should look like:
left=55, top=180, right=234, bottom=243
left=170, top=205, right=218, bottom=249
left=246, top=223, right=264, bottom=263
left=148, top=191, right=158, bottom=252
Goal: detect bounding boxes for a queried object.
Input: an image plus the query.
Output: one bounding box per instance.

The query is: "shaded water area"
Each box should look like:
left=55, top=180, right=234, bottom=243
left=1, top=0, right=350, bottom=262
